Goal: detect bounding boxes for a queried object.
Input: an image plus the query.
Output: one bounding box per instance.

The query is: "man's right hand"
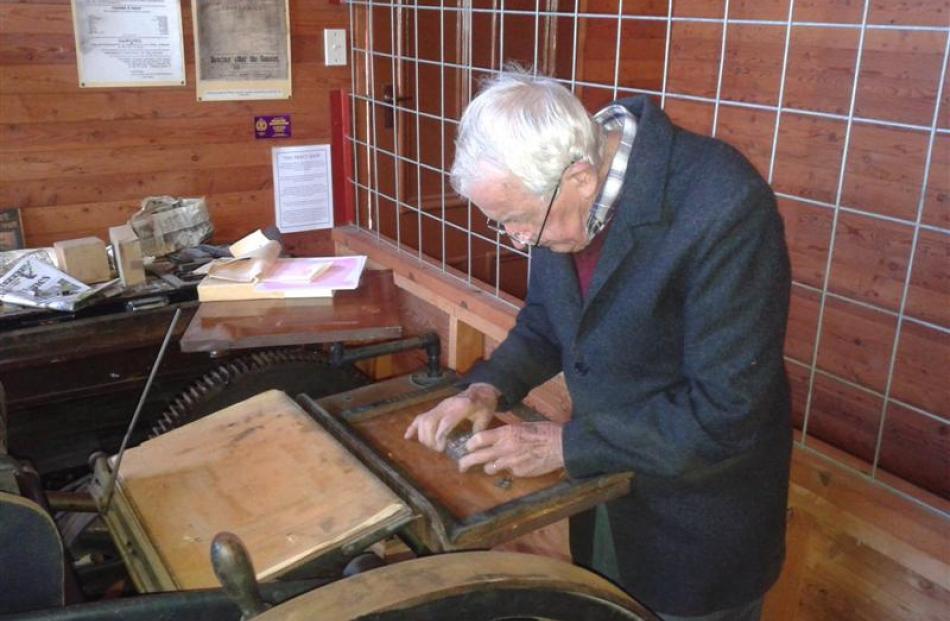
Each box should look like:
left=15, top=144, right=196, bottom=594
left=404, top=383, right=501, bottom=452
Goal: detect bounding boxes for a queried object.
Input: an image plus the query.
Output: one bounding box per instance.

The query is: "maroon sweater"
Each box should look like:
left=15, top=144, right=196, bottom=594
left=572, top=224, right=610, bottom=298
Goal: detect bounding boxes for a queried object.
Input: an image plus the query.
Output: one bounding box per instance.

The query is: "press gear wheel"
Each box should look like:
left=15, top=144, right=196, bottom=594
left=148, top=348, right=368, bottom=438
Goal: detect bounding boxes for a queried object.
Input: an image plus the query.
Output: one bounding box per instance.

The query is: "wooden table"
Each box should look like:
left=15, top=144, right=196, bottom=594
left=179, top=269, right=403, bottom=353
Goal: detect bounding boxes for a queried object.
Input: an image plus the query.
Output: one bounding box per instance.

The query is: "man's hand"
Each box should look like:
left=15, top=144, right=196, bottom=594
left=458, top=422, right=564, bottom=478
left=404, top=383, right=500, bottom=452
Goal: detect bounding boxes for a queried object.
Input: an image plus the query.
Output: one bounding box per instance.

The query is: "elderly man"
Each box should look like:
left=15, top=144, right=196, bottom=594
left=405, top=70, right=791, bottom=621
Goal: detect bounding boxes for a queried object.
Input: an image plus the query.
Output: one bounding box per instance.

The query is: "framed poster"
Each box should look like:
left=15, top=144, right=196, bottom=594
left=192, top=0, right=292, bottom=101
left=70, top=0, right=186, bottom=88
left=0, top=208, right=24, bottom=251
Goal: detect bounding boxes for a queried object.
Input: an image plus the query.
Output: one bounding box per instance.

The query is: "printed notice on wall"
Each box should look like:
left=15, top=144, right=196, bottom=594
left=272, top=145, right=334, bottom=233
left=193, top=0, right=292, bottom=101
left=70, top=0, right=186, bottom=87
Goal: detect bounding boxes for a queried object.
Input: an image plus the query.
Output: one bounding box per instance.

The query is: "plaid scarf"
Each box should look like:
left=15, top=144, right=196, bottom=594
left=586, top=104, right=638, bottom=239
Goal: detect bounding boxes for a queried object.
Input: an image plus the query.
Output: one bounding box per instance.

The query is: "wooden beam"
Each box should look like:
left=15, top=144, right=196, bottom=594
left=330, top=89, right=355, bottom=225
left=448, top=318, right=484, bottom=374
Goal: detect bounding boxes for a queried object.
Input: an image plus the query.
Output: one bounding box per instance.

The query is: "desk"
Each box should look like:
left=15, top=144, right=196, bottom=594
left=1, top=302, right=218, bottom=474
left=179, top=269, right=403, bottom=353
left=0, top=270, right=403, bottom=475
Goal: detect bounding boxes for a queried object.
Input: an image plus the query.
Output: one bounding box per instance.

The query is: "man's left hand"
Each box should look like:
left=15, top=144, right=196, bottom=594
left=458, top=422, right=564, bottom=477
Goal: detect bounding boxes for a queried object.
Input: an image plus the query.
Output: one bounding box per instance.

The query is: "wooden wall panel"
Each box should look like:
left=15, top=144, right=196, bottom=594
left=0, top=0, right=350, bottom=247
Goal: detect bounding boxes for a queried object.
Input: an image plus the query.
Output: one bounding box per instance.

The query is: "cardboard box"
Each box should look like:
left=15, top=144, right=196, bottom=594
left=53, top=237, right=111, bottom=284
left=109, top=225, right=146, bottom=287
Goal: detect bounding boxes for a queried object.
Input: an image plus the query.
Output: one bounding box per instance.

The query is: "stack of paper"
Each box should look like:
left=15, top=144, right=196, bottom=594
left=198, top=255, right=367, bottom=302
left=198, top=256, right=367, bottom=302
left=196, top=230, right=367, bottom=302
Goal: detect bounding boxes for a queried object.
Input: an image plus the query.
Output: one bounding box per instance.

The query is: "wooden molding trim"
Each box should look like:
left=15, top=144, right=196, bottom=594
left=764, top=434, right=950, bottom=619
left=417, top=193, right=467, bottom=213
left=788, top=435, right=949, bottom=590
left=330, top=90, right=355, bottom=225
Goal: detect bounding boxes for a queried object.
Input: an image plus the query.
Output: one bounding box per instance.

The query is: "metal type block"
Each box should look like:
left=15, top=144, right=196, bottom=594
left=444, top=430, right=474, bottom=463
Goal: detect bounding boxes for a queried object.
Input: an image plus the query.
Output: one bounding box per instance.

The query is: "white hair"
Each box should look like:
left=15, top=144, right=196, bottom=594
left=450, top=69, right=603, bottom=199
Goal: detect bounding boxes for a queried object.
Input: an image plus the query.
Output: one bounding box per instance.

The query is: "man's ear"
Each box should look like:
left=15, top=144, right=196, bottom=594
left=566, top=160, right=599, bottom=201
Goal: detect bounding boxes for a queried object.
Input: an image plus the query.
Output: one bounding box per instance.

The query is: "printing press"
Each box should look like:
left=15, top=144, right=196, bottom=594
left=1, top=269, right=651, bottom=620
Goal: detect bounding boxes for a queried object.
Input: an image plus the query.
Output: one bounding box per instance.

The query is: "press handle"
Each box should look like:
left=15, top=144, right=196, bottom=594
left=211, top=531, right=269, bottom=620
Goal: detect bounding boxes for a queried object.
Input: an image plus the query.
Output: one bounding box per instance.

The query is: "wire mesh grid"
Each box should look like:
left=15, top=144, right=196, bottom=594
left=346, top=0, right=950, bottom=517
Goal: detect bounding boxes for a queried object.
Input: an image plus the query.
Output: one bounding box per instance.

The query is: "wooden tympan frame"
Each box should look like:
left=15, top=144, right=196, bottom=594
left=304, top=373, right=632, bottom=554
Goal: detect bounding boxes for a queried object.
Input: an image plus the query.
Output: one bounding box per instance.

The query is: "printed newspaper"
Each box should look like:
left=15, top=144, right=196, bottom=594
left=0, top=255, right=116, bottom=311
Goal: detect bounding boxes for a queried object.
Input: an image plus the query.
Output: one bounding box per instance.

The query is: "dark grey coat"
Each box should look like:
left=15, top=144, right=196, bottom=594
left=465, top=95, right=792, bottom=616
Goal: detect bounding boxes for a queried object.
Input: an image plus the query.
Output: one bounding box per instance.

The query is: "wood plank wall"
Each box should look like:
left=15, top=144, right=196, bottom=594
left=334, top=225, right=950, bottom=621
left=0, top=0, right=348, bottom=253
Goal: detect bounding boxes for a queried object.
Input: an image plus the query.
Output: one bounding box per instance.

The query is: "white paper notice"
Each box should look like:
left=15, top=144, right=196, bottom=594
left=272, top=145, right=335, bottom=233
left=71, top=0, right=186, bottom=87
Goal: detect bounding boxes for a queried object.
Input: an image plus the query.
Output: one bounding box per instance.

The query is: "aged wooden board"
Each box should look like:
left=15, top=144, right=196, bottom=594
left=179, top=269, right=403, bottom=353
left=352, top=399, right=565, bottom=519
left=105, top=389, right=412, bottom=590
left=308, top=374, right=633, bottom=552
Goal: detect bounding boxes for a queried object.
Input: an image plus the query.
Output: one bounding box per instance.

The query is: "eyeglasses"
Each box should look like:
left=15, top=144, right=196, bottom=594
left=486, top=170, right=565, bottom=248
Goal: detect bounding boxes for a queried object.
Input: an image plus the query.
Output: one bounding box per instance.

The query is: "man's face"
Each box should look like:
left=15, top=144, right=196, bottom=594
left=468, top=165, right=591, bottom=253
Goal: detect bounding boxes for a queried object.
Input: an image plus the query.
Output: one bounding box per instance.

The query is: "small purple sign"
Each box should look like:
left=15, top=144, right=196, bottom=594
left=255, top=114, right=292, bottom=139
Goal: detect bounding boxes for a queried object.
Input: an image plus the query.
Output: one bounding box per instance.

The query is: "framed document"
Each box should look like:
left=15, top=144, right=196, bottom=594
left=0, top=208, right=24, bottom=251
left=70, top=0, right=186, bottom=88
left=192, top=0, right=292, bottom=101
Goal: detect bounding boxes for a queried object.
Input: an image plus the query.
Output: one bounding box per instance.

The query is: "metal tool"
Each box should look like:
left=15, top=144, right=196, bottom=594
left=444, top=424, right=474, bottom=463
left=329, top=332, right=443, bottom=384
left=126, top=295, right=169, bottom=312
left=100, top=307, right=181, bottom=512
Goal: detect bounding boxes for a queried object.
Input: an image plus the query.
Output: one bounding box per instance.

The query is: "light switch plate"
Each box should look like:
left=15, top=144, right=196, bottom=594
left=324, top=29, right=347, bottom=66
